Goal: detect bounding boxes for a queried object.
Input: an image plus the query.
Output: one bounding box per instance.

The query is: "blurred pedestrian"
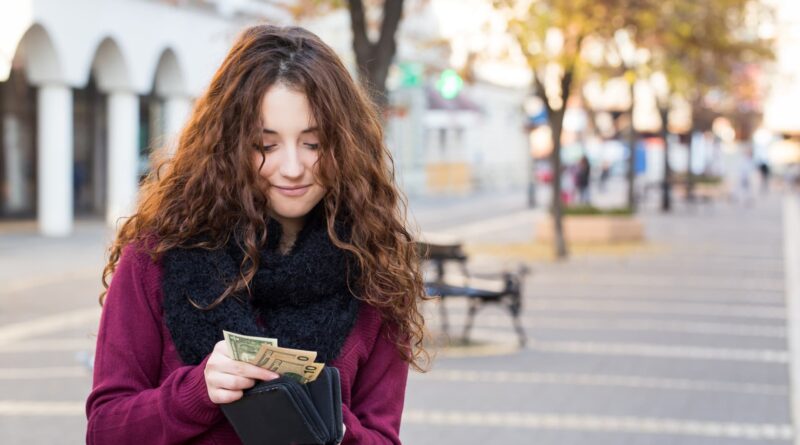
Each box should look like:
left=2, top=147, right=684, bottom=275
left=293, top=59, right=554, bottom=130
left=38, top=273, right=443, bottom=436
left=575, top=155, right=591, bottom=204
left=561, top=164, right=575, bottom=205
left=598, top=161, right=611, bottom=193
left=737, top=147, right=755, bottom=205
left=86, top=25, right=427, bottom=444
left=758, top=160, right=771, bottom=194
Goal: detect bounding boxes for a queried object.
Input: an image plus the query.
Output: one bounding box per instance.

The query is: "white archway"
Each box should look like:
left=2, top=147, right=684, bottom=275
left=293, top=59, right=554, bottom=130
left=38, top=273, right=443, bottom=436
left=16, top=24, right=64, bottom=86
left=89, top=36, right=139, bottom=227
left=13, top=24, right=74, bottom=236
left=152, top=48, right=192, bottom=155
left=90, top=37, right=134, bottom=93
left=153, top=48, right=186, bottom=97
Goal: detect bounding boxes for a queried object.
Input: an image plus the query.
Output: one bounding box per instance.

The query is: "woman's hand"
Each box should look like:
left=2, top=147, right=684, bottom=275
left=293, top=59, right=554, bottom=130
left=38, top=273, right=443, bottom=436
left=204, top=340, right=279, bottom=404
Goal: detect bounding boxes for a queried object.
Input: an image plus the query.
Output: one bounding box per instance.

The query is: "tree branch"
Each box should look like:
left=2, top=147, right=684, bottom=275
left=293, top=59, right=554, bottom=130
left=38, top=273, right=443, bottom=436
left=377, top=0, right=404, bottom=55
left=347, top=0, right=371, bottom=55
left=532, top=70, right=553, bottom=115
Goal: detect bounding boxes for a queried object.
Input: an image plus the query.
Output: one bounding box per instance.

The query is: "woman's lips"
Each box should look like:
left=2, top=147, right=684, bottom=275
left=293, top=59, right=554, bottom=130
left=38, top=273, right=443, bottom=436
left=274, top=185, right=311, bottom=197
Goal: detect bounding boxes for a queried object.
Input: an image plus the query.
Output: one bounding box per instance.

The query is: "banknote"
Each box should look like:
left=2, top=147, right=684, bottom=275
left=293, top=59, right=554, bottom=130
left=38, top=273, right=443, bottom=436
left=262, top=358, right=325, bottom=384
left=253, top=343, right=318, bottom=367
left=223, top=330, right=278, bottom=364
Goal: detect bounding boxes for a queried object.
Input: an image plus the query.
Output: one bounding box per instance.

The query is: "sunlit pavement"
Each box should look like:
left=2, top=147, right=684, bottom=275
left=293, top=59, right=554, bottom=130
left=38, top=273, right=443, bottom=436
left=0, top=189, right=798, bottom=444
left=403, top=193, right=798, bottom=444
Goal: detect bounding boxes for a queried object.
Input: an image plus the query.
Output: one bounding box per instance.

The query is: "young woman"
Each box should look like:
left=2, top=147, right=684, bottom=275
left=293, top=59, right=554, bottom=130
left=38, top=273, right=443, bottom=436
left=86, top=24, right=427, bottom=444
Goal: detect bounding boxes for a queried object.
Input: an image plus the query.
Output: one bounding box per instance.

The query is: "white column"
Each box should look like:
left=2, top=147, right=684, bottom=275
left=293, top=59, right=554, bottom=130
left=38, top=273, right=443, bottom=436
left=37, top=84, right=73, bottom=236
left=164, top=95, right=192, bottom=156
left=106, top=91, right=140, bottom=228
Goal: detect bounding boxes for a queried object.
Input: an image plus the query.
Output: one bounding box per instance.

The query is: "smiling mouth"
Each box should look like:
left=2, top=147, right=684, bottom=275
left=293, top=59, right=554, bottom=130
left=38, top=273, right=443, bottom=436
left=275, top=185, right=311, bottom=190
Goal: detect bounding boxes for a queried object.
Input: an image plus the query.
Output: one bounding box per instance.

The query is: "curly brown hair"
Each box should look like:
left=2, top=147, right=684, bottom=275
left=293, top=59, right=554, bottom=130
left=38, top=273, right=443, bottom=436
left=100, top=24, right=430, bottom=371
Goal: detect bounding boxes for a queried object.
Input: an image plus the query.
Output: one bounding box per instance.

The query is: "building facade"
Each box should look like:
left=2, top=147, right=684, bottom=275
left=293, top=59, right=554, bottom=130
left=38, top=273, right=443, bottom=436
left=0, top=0, right=269, bottom=236
left=1, top=0, right=533, bottom=236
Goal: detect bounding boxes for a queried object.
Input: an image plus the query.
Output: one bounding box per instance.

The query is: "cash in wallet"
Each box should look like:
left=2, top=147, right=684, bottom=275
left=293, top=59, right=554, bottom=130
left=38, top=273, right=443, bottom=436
left=221, top=366, right=344, bottom=445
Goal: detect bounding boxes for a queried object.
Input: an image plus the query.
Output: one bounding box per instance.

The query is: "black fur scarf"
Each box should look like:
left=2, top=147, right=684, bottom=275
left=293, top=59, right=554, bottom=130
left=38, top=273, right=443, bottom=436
left=160, top=212, right=361, bottom=366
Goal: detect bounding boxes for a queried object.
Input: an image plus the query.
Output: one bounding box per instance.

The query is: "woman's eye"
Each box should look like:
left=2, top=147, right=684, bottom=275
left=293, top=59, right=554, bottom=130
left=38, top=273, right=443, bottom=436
left=304, top=143, right=320, bottom=149
left=258, top=144, right=278, bottom=152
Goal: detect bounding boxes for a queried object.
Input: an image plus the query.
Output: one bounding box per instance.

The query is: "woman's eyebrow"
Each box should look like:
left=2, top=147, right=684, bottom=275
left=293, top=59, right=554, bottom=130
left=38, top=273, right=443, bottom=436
left=262, top=126, right=318, bottom=134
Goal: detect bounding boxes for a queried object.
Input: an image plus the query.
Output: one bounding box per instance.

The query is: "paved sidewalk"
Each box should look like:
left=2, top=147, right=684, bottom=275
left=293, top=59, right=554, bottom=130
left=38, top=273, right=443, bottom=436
left=0, top=192, right=795, bottom=444
left=402, top=195, right=796, bottom=444
left=0, top=192, right=537, bottom=444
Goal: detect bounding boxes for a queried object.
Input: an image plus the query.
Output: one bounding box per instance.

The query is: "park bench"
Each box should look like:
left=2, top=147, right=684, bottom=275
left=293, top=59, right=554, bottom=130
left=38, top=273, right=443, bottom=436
left=416, top=235, right=528, bottom=346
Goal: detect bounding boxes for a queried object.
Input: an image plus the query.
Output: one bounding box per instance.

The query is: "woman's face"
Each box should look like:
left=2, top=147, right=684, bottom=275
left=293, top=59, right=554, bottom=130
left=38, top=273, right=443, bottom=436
left=253, top=83, right=326, bottom=231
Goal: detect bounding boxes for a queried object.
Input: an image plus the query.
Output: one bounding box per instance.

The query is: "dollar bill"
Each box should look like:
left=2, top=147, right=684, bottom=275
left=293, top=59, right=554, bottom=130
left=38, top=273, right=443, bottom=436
left=253, top=343, right=318, bottom=367
left=262, top=358, right=325, bottom=384
left=223, top=331, right=278, bottom=364
left=254, top=343, right=324, bottom=383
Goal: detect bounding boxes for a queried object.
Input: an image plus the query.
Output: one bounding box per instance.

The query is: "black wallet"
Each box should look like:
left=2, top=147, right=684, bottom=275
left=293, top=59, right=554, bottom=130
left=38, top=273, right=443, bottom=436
left=221, top=366, right=344, bottom=445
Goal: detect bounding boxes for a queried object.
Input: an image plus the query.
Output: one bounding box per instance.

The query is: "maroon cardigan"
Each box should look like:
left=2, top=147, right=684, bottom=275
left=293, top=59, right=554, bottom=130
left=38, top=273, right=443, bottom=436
left=86, top=244, right=408, bottom=444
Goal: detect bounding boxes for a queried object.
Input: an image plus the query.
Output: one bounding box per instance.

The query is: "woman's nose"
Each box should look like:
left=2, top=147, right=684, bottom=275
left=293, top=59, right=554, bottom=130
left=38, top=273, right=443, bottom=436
left=279, top=145, right=304, bottom=178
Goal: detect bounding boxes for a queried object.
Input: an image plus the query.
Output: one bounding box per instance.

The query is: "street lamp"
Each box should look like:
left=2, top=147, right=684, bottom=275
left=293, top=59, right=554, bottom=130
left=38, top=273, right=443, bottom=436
left=650, top=71, right=673, bottom=211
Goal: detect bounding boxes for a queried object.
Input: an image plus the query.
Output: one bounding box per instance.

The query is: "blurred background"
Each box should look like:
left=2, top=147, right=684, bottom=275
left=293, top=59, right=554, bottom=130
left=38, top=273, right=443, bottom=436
left=1, top=0, right=800, bottom=443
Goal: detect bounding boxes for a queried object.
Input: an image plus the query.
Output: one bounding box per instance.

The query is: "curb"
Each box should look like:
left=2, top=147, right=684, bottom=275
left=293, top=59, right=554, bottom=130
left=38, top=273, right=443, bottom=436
left=784, top=196, right=800, bottom=444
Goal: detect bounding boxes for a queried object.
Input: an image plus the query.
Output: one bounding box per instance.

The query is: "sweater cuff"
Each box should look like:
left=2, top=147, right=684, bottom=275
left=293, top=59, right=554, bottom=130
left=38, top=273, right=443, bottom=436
left=176, top=355, right=223, bottom=425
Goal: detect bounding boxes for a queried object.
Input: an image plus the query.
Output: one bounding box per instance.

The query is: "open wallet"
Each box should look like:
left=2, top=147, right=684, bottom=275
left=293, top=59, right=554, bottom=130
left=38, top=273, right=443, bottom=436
left=221, top=366, right=345, bottom=445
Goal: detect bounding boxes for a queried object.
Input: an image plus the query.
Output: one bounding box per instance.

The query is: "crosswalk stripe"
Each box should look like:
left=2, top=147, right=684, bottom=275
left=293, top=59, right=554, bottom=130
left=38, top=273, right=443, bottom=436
left=423, top=313, right=787, bottom=338
left=411, top=369, right=788, bottom=396
left=0, top=268, right=98, bottom=296
left=0, top=367, right=89, bottom=379
left=403, top=410, right=794, bottom=440
left=0, top=339, right=96, bottom=353
left=524, top=299, right=786, bottom=319
left=526, top=339, right=788, bottom=363
left=424, top=299, right=787, bottom=320
left=428, top=328, right=789, bottom=363
left=0, top=401, right=84, bottom=416
left=0, top=307, right=100, bottom=345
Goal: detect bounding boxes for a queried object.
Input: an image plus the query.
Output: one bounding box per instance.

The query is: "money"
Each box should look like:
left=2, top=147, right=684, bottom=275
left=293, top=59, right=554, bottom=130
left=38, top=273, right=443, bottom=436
left=223, top=331, right=278, bottom=364
left=253, top=343, right=318, bottom=367
left=224, top=331, right=325, bottom=383
left=262, top=357, right=325, bottom=384
left=254, top=343, right=325, bottom=383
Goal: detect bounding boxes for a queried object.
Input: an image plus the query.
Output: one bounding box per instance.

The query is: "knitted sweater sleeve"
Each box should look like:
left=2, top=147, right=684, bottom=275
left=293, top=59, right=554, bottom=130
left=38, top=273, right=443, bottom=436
left=341, top=320, right=409, bottom=444
left=85, top=244, right=223, bottom=444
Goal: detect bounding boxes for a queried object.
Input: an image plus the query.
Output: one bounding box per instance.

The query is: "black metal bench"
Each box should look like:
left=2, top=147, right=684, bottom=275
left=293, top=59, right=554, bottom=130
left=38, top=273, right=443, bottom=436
left=416, top=236, right=528, bottom=346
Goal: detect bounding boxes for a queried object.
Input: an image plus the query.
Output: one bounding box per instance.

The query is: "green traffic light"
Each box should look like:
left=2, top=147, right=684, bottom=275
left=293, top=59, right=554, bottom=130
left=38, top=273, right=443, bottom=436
left=437, top=69, right=463, bottom=99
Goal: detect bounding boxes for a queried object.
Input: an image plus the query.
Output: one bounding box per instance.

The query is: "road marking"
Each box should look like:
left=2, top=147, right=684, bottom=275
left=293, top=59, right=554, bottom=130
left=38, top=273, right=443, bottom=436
left=423, top=299, right=787, bottom=321
left=403, top=410, right=794, bottom=440
left=525, top=338, right=789, bottom=363
left=426, top=328, right=788, bottom=363
left=526, top=299, right=785, bottom=320
left=532, top=274, right=784, bottom=293
left=434, top=342, right=521, bottom=358
left=0, top=339, right=96, bottom=353
left=0, top=367, right=89, bottom=379
left=783, top=196, right=800, bottom=445
left=420, top=210, right=540, bottom=240
left=0, top=268, right=98, bottom=295
left=435, top=328, right=788, bottom=363
left=0, top=307, right=100, bottom=345
left=530, top=290, right=785, bottom=305
left=411, top=369, right=788, bottom=396
left=0, top=401, right=84, bottom=416
left=423, top=313, right=786, bottom=338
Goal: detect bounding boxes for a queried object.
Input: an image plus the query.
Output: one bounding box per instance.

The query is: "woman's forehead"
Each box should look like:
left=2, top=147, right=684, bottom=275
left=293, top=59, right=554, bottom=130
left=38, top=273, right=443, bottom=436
left=259, top=84, right=317, bottom=132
